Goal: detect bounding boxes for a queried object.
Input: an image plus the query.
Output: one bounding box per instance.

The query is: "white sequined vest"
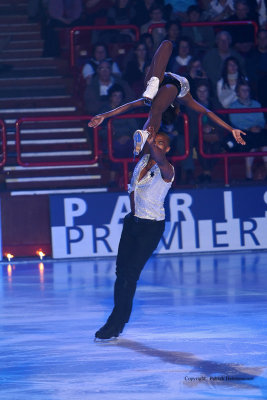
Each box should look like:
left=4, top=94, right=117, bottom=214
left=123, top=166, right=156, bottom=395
left=128, top=154, right=174, bottom=221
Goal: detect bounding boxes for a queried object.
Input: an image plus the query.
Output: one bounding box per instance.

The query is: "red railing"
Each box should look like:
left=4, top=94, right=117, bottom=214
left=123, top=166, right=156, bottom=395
left=198, top=108, right=267, bottom=185
left=107, top=113, right=190, bottom=190
left=15, top=116, right=98, bottom=167
left=148, top=20, right=258, bottom=42
left=70, top=25, right=140, bottom=68
left=0, top=119, right=7, bottom=167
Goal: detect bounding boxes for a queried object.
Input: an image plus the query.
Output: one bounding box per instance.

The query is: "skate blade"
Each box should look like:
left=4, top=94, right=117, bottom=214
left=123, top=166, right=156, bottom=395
left=133, top=131, right=142, bottom=156
left=94, top=336, right=119, bottom=344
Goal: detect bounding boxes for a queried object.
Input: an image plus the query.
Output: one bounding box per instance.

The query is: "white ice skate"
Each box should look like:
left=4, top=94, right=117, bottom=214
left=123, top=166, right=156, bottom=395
left=142, top=76, right=159, bottom=105
left=133, top=129, right=150, bottom=157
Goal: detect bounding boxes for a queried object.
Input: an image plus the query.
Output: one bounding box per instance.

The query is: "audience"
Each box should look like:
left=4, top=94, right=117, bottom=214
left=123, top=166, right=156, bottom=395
left=216, top=56, right=247, bottom=108
left=35, top=0, right=266, bottom=186
left=204, top=0, right=235, bottom=21
left=82, top=42, right=121, bottom=85
left=225, top=81, right=267, bottom=180
left=97, top=84, right=138, bottom=186
left=84, top=60, right=133, bottom=115
left=43, top=0, right=83, bottom=57
left=107, top=0, right=136, bottom=42
left=225, top=0, right=257, bottom=56
left=123, top=42, right=151, bottom=97
left=140, top=5, right=166, bottom=51
left=182, top=5, right=215, bottom=55
left=185, top=81, right=224, bottom=184
left=132, top=0, right=155, bottom=27
left=140, top=33, right=155, bottom=59
left=202, top=30, right=246, bottom=92
left=185, top=56, right=209, bottom=97
left=246, top=29, right=267, bottom=107
left=169, top=37, right=194, bottom=75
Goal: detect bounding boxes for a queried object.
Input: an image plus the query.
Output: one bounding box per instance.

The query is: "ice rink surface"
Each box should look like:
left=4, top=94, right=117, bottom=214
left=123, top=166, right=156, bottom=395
left=1, top=251, right=267, bottom=399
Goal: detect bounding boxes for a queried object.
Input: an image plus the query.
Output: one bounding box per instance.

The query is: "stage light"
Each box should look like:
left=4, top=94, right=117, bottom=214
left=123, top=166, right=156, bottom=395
left=5, top=253, right=14, bottom=262
left=36, top=250, right=45, bottom=260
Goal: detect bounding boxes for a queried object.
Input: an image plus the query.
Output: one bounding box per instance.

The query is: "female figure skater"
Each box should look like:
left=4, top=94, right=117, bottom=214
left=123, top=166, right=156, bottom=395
left=89, top=40, right=246, bottom=154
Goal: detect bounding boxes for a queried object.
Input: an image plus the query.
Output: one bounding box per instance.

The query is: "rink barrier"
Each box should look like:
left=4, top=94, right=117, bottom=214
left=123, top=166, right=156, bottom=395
left=198, top=107, right=267, bottom=185
left=15, top=115, right=98, bottom=167
left=0, top=119, right=7, bottom=167
left=107, top=112, right=190, bottom=190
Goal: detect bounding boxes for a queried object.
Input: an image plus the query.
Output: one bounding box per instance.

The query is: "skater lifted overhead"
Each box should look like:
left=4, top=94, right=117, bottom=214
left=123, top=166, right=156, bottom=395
left=89, top=40, right=246, bottom=156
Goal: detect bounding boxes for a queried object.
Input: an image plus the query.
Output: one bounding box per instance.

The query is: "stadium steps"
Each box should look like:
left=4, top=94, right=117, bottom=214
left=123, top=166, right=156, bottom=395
left=0, top=3, right=108, bottom=193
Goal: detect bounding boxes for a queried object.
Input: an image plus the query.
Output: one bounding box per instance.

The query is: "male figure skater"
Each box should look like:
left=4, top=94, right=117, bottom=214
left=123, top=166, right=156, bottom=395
left=94, top=127, right=174, bottom=340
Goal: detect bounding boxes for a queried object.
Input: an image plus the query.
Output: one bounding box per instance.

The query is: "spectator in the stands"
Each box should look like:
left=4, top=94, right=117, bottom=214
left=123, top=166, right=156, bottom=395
left=107, top=0, right=136, bottom=42
left=204, top=0, right=235, bottom=21
left=164, top=20, right=182, bottom=52
left=225, top=81, right=267, bottom=180
left=98, top=84, right=138, bottom=186
left=183, top=81, right=224, bottom=184
left=164, top=20, right=183, bottom=69
left=185, top=57, right=209, bottom=97
left=257, top=0, right=267, bottom=27
left=43, top=0, right=83, bottom=57
left=84, top=0, right=113, bottom=25
left=246, top=29, right=267, bottom=107
left=182, top=5, right=215, bottom=56
left=216, top=56, right=248, bottom=108
left=140, top=4, right=166, bottom=51
left=140, top=33, right=155, bottom=59
left=82, top=42, right=121, bottom=85
left=84, top=60, right=133, bottom=115
left=225, top=0, right=257, bottom=56
left=202, top=30, right=246, bottom=92
left=123, top=42, right=151, bottom=97
left=169, top=37, right=194, bottom=76
left=107, top=0, right=135, bottom=25
left=132, top=0, right=156, bottom=27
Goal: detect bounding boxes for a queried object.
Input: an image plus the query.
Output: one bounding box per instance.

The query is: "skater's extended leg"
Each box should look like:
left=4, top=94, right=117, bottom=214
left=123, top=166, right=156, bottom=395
left=142, top=40, right=173, bottom=103
left=145, top=40, right=173, bottom=84
left=143, top=84, right=178, bottom=132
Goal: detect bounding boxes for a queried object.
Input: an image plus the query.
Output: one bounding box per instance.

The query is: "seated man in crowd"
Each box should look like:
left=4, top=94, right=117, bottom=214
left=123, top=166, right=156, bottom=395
left=224, top=81, right=267, bottom=180
left=202, top=30, right=246, bottom=93
left=82, top=43, right=121, bottom=85
left=84, top=59, right=133, bottom=115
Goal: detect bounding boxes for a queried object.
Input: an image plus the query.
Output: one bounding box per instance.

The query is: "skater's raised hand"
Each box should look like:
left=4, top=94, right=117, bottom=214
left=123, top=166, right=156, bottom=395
left=232, top=129, right=246, bottom=145
left=146, top=126, right=156, bottom=145
left=88, top=115, right=104, bottom=128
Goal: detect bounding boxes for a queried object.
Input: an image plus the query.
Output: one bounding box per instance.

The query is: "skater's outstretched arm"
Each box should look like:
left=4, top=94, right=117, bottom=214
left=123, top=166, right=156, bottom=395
left=88, top=98, right=146, bottom=128
left=179, top=93, right=247, bottom=145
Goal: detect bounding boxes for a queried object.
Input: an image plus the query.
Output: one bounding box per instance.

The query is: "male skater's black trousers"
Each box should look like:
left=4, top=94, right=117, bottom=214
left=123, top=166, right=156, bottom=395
left=108, top=212, right=165, bottom=328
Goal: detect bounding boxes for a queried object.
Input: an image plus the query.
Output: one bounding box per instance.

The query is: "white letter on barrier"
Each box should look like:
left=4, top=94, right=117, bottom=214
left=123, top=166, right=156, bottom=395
left=64, top=198, right=87, bottom=227
left=224, top=191, right=233, bottom=220
left=169, top=193, right=193, bottom=222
